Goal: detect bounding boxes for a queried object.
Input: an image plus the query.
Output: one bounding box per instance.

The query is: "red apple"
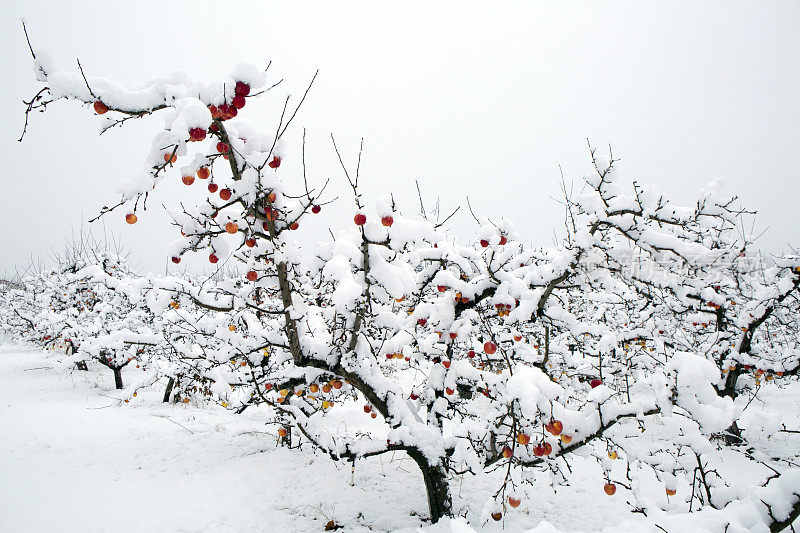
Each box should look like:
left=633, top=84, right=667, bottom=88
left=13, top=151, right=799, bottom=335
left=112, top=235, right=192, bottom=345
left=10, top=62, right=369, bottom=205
left=354, top=213, right=367, bottom=226
left=508, top=497, right=521, bottom=508
left=502, top=446, right=513, bottom=458
left=220, top=188, right=232, bottom=201
left=312, top=205, right=321, bottom=214
left=245, top=238, right=256, bottom=247
left=188, top=127, right=206, bottom=142
left=209, top=105, right=220, bottom=118
left=437, top=285, right=447, bottom=292
left=467, top=350, right=475, bottom=358
left=246, top=270, right=257, bottom=281
left=545, top=419, right=563, bottom=436
left=216, top=142, right=229, bottom=153
left=449, top=332, right=457, bottom=339
left=197, top=167, right=210, bottom=180
left=225, top=222, right=238, bottom=234
left=445, top=387, right=454, bottom=395
left=604, top=483, right=616, bottom=496
left=232, top=94, right=246, bottom=109
left=499, top=236, right=508, bottom=245
left=164, top=152, right=177, bottom=164
left=268, top=156, right=281, bottom=169
left=235, top=81, right=250, bottom=96
left=363, top=405, right=372, bottom=413
left=484, top=341, right=497, bottom=354
left=491, top=512, right=502, bottom=522
left=93, top=101, right=108, bottom=114
left=182, top=175, right=195, bottom=186
left=442, top=360, right=451, bottom=369
left=417, top=318, right=427, bottom=326
left=381, top=216, right=394, bottom=227
left=516, top=433, right=530, bottom=445
left=209, top=253, right=219, bottom=264
left=171, top=256, right=181, bottom=264
left=480, top=239, right=489, bottom=247
left=289, top=222, right=299, bottom=230
left=208, top=182, right=219, bottom=193
left=125, top=213, right=137, bottom=225
left=590, top=378, right=602, bottom=388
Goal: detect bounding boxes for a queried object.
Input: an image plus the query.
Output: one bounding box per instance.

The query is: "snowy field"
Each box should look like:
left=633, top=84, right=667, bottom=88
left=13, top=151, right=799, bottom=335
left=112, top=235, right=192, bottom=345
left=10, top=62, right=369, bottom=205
left=1, top=342, right=658, bottom=533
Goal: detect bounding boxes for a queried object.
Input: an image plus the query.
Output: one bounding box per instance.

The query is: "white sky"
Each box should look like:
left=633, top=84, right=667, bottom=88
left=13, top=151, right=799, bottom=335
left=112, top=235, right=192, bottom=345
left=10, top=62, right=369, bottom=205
left=2, top=1, right=799, bottom=276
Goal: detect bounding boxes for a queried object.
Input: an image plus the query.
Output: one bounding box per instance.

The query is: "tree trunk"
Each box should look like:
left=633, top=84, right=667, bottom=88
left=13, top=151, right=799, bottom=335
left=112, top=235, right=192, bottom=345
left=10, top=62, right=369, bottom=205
left=68, top=344, right=87, bottom=371
left=113, top=367, right=123, bottom=390
left=407, top=449, right=452, bottom=523
left=163, top=377, right=175, bottom=403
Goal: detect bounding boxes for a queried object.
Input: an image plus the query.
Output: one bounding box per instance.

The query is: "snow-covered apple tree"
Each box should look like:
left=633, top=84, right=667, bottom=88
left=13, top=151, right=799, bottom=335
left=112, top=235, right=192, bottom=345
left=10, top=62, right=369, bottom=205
left=21, top=37, right=800, bottom=530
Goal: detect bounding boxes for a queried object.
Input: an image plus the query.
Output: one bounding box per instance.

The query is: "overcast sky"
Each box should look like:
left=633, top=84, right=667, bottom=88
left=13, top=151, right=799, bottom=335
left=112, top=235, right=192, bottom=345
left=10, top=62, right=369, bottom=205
left=2, top=1, right=798, bottom=277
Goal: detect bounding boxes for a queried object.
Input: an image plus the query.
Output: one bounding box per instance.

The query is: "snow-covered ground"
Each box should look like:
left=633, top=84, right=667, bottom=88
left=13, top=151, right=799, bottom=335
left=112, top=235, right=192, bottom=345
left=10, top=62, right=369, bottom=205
left=3, top=341, right=793, bottom=533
